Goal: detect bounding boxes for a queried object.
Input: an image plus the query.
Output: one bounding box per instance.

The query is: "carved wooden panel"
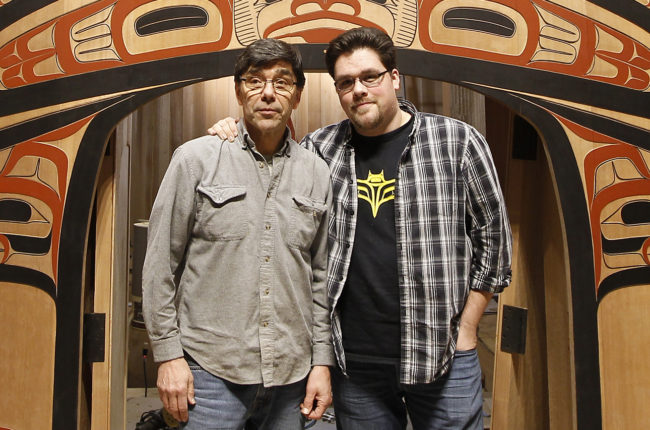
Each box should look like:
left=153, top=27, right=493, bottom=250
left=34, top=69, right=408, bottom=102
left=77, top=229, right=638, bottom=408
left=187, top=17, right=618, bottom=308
left=1, top=1, right=648, bottom=429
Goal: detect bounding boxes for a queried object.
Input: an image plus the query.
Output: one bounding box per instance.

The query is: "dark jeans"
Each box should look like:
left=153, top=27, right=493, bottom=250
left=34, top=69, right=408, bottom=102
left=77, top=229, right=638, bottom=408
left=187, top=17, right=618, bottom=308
left=181, top=358, right=306, bottom=430
left=332, top=349, right=483, bottom=430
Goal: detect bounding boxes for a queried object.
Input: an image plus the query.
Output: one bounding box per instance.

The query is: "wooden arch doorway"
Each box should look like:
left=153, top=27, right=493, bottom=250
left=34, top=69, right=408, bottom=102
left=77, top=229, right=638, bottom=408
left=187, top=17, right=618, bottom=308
left=88, top=70, right=577, bottom=429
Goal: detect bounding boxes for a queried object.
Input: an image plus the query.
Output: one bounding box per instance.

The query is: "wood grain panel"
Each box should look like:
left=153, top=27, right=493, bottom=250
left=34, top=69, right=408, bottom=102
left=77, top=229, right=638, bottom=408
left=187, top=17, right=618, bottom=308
left=541, top=148, right=576, bottom=430
left=492, top=122, right=549, bottom=429
left=90, top=147, right=114, bottom=429
left=599, top=285, right=650, bottom=430
left=0, top=283, right=55, bottom=429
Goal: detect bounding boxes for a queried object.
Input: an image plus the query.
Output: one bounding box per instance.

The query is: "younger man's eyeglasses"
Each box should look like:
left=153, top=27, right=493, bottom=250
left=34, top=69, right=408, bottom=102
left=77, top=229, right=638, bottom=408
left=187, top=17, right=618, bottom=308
left=334, top=70, right=389, bottom=93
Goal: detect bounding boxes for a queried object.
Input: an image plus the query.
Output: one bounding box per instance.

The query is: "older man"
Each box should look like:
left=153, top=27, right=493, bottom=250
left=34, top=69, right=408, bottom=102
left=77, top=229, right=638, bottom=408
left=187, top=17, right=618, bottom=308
left=143, top=38, right=334, bottom=429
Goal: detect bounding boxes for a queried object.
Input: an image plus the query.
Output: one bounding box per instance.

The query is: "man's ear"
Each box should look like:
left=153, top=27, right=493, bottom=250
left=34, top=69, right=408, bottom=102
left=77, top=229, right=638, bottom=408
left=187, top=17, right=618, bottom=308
left=391, top=69, right=401, bottom=91
left=291, top=88, right=302, bottom=110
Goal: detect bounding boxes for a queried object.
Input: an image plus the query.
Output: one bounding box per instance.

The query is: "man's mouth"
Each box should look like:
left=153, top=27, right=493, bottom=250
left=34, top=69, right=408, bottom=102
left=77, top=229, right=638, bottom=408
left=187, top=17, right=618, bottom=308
left=352, top=101, right=373, bottom=110
left=256, top=108, right=279, bottom=115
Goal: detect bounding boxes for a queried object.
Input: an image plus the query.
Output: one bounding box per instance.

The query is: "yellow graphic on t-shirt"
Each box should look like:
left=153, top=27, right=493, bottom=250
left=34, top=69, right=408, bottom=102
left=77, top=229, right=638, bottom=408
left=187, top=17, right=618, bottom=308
left=357, top=170, right=395, bottom=218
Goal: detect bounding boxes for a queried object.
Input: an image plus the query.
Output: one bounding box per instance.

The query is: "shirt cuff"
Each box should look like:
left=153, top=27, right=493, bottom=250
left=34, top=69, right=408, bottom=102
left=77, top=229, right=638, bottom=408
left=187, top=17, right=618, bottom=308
left=469, top=271, right=511, bottom=294
left=150, top=335, right=184, bottom=363
left=312, top=343, right=336, bottom=367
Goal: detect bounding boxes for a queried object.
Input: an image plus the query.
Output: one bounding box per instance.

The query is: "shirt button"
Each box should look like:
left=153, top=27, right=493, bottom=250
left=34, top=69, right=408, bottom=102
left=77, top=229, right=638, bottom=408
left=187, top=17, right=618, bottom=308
left=265, top=289, right=270, bottom=295
left=259, top=162, right=264, bottom=168
left=265, top=256, right=270, bottom=262
left=265, top=224, right=271, bottom=230
left=262, top=321, right=268, bottom=327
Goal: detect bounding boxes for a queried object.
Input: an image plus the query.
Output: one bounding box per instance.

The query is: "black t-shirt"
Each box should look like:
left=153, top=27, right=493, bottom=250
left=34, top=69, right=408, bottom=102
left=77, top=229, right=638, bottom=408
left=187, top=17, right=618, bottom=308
left=340, top=116, right=414, bottom=360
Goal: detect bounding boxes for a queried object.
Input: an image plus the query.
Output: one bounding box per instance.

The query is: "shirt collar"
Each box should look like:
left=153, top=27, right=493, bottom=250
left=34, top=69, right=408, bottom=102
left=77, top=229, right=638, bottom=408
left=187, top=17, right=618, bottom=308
left=237, top=120, right=293, bottom=157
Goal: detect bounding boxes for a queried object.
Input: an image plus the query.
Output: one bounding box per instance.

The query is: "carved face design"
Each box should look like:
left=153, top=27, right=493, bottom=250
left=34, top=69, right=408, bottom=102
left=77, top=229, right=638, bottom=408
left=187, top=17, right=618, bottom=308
left=233, top=0, right=417, bottom=46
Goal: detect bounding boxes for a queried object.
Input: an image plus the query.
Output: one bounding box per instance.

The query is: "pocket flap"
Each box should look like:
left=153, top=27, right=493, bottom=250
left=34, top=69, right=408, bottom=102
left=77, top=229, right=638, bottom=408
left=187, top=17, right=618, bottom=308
left=197, top=185, right=246, bottom=206
left=292, top=195, right=327, bottom=213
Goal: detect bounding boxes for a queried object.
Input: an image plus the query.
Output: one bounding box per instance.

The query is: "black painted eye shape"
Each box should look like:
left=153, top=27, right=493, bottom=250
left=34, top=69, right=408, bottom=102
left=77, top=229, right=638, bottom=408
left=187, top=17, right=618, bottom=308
left=135, top=6, right=208, bottom=36
left=0, top=200, right=32, bottom=222
left=443, top=7, right=515, bottom=37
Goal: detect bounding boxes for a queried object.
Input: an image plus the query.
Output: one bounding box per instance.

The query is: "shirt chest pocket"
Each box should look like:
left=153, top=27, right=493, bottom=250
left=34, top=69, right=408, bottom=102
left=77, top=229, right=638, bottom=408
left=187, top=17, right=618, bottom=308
left=195, top=185, right=249, bottom=241
left=289, top=195, right=327, bottom=250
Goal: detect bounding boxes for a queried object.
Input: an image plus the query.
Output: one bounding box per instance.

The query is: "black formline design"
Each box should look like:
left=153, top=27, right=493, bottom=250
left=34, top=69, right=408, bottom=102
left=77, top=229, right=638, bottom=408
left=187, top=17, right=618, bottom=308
left=585, top=0, right=650, bottom=32
left=598, top=266, right=650, bottom=302
left=0, top=264, right=56, bottom=300
left=0, top=0, right=54, bottom=31
left=1, top=22, right=643, bottom=429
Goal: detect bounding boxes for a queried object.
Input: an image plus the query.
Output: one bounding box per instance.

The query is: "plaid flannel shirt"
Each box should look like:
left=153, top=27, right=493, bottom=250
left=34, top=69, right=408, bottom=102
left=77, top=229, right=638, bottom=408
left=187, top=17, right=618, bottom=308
left=302, top=100, right=512, bottom=384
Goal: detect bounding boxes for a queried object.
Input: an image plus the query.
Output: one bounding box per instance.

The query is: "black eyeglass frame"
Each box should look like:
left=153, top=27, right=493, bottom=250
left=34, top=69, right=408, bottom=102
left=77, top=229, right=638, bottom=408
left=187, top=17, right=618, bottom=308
left=239, top=76, right=297, bottom=93
left=333, top=70, right=390, bottom=93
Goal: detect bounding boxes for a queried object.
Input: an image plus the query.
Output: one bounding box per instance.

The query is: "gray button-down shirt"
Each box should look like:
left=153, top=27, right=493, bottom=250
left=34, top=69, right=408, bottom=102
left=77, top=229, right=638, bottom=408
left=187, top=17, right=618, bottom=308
left=143, top=122, right=334, bottom=387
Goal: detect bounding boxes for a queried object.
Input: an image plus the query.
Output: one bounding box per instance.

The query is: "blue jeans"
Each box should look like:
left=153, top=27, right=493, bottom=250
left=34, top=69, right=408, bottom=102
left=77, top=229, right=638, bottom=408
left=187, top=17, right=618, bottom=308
left=182, top=358, right=307, bottom=430
left=332, top=349, right=483, bottom=430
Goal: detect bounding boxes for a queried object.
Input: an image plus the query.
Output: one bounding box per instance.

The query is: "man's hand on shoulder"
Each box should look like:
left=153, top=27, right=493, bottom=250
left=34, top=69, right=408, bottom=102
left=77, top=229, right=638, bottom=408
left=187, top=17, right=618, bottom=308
left=157, top=357, right=196, bottom=423
left=301, top=365, right=332, bottom=420
left=207, top=117, right=239, bottom=141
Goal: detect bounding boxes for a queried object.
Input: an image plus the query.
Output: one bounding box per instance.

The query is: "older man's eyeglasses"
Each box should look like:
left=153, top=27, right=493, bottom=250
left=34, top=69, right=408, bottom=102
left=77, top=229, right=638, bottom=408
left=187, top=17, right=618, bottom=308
left=240, top=76, right=296, bottom=94
left=334, top=70, right=389, bottom=93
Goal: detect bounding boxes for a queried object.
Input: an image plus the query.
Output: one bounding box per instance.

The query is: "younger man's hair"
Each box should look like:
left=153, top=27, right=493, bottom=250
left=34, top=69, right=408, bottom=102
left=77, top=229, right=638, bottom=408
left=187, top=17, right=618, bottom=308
left=234, top=38, right=306, bottom=89
left=325, top=27, right=397, bottom=77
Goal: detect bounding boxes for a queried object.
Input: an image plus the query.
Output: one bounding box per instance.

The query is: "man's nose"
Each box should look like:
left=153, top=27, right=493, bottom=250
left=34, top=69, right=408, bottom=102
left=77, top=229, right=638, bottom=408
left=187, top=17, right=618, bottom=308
left=352, top=78, right=368, bottom=97
left=260, top=81, right=277, bottom=100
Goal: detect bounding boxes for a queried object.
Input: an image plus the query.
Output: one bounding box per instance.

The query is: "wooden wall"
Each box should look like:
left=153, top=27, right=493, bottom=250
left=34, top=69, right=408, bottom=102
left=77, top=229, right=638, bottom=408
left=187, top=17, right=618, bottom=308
left=487, top=99, right=576, bottom=429
left=598, top=286, right=650, bottom=428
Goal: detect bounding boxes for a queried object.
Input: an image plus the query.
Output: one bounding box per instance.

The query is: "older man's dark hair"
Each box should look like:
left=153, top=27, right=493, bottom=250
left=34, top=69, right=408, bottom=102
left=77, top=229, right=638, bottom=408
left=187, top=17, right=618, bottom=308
left=234, top=38, right=306, bottom=89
